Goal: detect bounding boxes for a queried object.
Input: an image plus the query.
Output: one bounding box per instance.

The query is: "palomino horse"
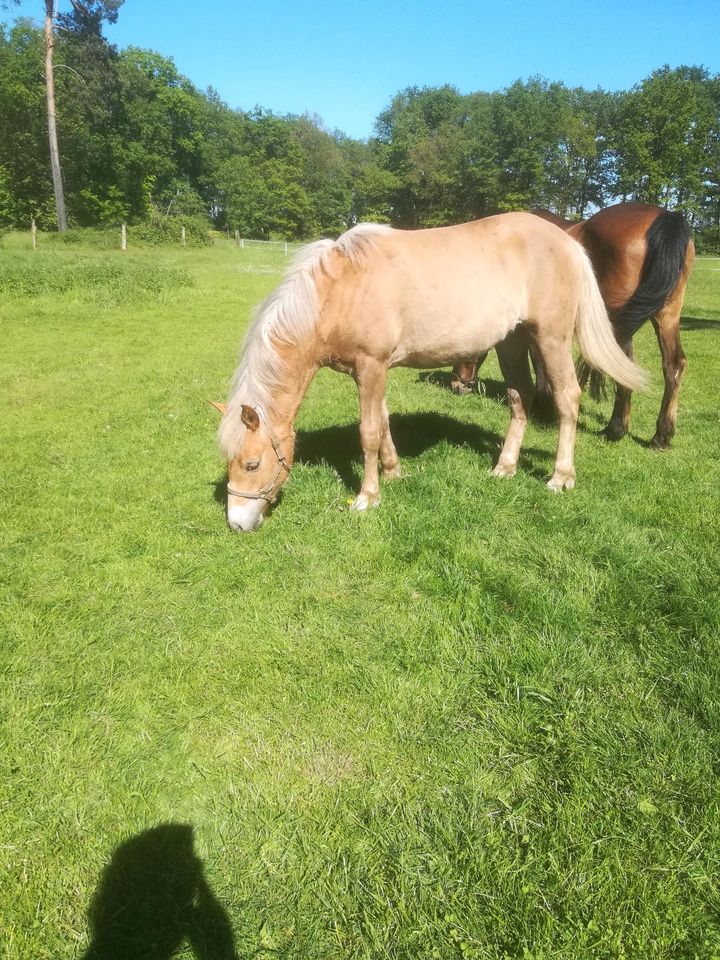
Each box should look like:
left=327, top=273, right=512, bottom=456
left=451, top=203, right=695, bottom=448
left=215, top=213, right=647, bottom=532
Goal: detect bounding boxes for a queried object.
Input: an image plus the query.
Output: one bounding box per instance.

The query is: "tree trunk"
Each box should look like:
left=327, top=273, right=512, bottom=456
left=44, top=0, right=67, bottom=232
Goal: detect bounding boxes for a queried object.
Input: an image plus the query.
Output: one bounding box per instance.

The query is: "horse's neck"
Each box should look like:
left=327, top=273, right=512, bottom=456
left=267, top=344, right=319, bottom=434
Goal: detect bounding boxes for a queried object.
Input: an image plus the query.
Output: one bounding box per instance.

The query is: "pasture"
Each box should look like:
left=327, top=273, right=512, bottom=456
left=1, top=233, right=719, bottom=959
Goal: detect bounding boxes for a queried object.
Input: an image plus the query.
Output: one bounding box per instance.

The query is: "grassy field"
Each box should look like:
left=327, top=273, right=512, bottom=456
left=1, top=231, right=719, bottom=960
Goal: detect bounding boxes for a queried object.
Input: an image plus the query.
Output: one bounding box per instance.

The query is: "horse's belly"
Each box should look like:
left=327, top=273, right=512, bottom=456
left=389, top=310, right=521, bottom=367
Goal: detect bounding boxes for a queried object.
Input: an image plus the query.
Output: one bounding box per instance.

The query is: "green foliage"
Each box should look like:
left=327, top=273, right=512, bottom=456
left=612, top=66, right=720, bottom=219
left=0, top=12, right=718, bottom=237
left=695, top=225, right=720, bottom=255
left=129, top=211, right=212, bottom=246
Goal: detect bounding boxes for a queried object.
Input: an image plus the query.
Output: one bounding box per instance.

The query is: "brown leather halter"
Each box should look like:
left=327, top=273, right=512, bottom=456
left=226, top=404, right=291, bottom=504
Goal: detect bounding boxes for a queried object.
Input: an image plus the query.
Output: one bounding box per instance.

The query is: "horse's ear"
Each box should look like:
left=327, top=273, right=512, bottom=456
left=241, top=404, right=260, bottom=431
left=207, top=400, right=227, bottom=416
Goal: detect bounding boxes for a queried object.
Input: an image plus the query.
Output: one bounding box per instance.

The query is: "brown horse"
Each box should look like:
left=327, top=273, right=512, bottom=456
left=215, top=213, right=647, bottom=531
left=451, top=203, right=695, bottom=448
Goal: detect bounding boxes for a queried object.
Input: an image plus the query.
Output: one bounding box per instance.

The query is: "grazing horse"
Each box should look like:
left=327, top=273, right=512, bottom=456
left=451, top=203, right=695, bottom=448
left=215, top=213, right=647, bottom=532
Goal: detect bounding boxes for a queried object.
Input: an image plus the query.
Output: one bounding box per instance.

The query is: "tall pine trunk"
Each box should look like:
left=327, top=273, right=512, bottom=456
left=44, top=0, right=67, bottom=231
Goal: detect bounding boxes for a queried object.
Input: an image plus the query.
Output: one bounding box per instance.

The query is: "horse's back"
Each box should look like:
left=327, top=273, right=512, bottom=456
left=324, top=214, right=584, bottom=367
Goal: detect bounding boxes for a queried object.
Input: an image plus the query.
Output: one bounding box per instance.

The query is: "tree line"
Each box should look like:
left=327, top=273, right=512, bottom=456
left=1, top=9, right=719, bottom=247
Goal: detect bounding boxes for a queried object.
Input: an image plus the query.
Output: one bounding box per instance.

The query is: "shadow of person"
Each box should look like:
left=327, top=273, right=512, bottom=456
left=82, top=823, right=236, bottom=960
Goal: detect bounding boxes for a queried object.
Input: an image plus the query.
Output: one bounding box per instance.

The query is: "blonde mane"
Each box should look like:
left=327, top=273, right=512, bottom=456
left=218, top=224, right=392, bottom=458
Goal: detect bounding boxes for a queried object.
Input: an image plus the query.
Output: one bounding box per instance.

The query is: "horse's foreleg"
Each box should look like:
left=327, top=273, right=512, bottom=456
left=651, top=303, right=687, bottom=449
left=534, top=336, right=581, bottom=491
left=351, top=358, right=388, bottom=511
left=451, top=355, right=487, bottom=395
left=492, top=331, right=535, bottom=479
left=604, top=337, right=634, bottom=441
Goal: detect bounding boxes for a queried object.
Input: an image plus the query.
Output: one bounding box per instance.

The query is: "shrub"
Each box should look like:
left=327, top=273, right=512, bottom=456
left=695, top=226, right=720, bottom=256
left=129, top=212, right=213, bottom=247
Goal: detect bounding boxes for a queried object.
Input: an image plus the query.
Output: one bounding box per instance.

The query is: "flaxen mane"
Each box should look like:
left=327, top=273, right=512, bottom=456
left=218, top=224, right=392, bottom=458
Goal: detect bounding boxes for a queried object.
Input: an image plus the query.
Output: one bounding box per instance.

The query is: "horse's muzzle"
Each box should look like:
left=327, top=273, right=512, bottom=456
left=227, top=501, right=265, bottom=532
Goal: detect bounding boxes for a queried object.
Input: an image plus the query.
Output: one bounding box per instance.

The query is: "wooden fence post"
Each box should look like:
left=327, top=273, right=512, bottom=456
left=31, top=218, right=37, bottom=250
left=235, top=229, right=240, bottom=248
left=284, top=241, right=288, bottom=255
left=121, top=223, right=127, bottom=251
left=181, top=225, right=186, bottom=246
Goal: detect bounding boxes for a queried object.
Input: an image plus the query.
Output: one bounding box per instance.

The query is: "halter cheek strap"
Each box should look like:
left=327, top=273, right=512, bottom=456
left=226, top=404, right=291, bottom=504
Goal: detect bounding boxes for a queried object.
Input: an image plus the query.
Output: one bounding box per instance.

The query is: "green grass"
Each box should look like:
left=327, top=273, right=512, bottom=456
left=1, top=233, right=719, bottom=960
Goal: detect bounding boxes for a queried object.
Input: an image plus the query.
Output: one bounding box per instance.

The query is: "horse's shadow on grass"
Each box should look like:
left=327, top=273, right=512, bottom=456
left=82, top=823, right=236, bottom=960
left=419, top=371, right=558, bottom=422
left=297, top=411, right=553, bottom=488
left=212, top=411, right=556, bottom=503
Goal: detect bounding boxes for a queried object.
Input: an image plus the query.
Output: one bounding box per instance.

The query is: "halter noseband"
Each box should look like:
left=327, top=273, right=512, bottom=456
left=453, top=372, right=478, bottom=391
left=226, top=404, right=291, bottom=504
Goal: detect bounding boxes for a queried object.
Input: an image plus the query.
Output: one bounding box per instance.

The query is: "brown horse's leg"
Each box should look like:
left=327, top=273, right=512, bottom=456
left=534, top=336, right=581, bottom=491
left=529, top=341, right=551, bottom=396
left=603, top=338, right=634, bottom=441
left=380, top=397, right=401, bottom=479
left=491, top=332, right=535, bottom=479
left=351, top=357, right=389, bottom=511
left=528, top=340, right=556, bottom=419
left=650, top=301, right=687, bottom=449
left=450, top=354, right=488, bottom=395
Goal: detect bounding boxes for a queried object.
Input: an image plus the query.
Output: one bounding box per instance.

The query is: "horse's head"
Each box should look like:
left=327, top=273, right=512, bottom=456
left=211, top=401, right=293, bottom=532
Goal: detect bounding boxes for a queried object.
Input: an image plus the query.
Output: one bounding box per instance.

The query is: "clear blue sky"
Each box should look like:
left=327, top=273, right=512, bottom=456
left=5, top=0, right=719, bottom=139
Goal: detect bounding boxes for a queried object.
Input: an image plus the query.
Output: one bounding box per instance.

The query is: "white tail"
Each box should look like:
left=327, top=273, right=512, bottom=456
left=574, top=247, right=649, bottom=392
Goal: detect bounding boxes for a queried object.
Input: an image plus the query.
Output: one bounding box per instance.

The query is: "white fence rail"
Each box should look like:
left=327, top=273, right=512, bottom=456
left=231, top=233, right=304, bottom=254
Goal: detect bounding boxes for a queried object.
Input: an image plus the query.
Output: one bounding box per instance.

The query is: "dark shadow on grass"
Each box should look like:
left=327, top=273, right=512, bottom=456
left=211, top=477, right=227, bottom=507
left=680, top=315, right=719, bottom=330
left=295, top=411, right=554, bottom=488
left=82, top=823, right=236, bottom=960
left=419, top=370, right=558, bottom=423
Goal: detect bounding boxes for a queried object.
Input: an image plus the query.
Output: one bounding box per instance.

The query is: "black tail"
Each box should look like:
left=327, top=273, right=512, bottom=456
left=615, top=210, right=692, bottom=340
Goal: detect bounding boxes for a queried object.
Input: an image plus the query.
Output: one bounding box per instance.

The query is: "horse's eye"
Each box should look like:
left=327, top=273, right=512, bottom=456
left=245, top=460, right=260, bottom=472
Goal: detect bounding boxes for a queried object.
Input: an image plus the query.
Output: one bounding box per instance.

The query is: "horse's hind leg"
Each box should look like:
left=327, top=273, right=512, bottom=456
left=351, top=357, right=389, bottom=511
left=604, top=336, right=634, bottom=441
left=533, top=335, right=581, bottom=491
left=492, top=330, right=535, bottom=479
left=650, top=293, right=687, bottom=449
left=380, top=397, right=401, bottom=479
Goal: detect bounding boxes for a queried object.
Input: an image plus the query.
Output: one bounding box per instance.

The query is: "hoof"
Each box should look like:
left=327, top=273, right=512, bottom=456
left=603, top=422, right=627, bottom=442
left=382, top=464, right=402, bottom=480
left=547, top=474, right=575, bottom=493
left=350, top=492, right=380, bottom=512
left=650, top=434, right=671, bottom=451
left=491, top=463, right=516, bottom=479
